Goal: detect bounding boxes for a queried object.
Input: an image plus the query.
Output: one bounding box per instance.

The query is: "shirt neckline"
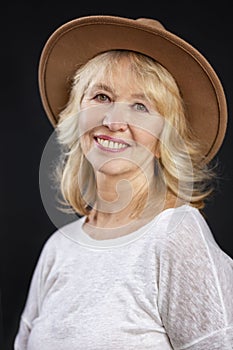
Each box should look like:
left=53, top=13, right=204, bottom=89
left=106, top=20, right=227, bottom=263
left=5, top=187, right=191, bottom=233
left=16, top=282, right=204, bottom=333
left=71, top=204, right=192, bottom=249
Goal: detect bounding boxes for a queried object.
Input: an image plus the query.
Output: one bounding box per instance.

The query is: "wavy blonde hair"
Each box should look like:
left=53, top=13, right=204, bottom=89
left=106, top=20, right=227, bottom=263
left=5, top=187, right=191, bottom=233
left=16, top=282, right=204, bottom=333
left=54, top=50, right=216, bottom=217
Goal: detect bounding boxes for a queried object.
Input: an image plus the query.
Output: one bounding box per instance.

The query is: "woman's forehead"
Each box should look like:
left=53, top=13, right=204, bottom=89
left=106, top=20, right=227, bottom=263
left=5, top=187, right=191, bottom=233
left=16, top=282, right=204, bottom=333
left=87, top=65, right=146, bottom=92
left=80, top=53, right=160, bottom=102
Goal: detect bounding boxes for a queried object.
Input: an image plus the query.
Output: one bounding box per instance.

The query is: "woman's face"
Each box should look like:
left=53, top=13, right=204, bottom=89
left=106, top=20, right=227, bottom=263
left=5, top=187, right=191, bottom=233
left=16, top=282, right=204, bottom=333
left=79, top=56, right=164, bottom=178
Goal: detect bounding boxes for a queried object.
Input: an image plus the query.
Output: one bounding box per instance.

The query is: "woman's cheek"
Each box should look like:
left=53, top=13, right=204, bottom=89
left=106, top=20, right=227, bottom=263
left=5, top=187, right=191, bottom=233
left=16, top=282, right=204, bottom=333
left=78, top=105, right=107, bottom=138
left=129, top=112, right=164, bottom=138
left=79, top=134, right=92, bottom=156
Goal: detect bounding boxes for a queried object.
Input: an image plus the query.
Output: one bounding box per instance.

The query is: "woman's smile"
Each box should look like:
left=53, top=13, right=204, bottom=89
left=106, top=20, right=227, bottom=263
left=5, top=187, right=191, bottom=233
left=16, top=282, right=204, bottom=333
left=94, top=134, right=130, bottom=153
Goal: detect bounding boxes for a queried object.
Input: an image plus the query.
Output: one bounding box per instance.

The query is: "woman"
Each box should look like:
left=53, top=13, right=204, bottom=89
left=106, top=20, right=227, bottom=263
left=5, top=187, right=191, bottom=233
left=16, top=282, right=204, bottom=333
left=14, top=15, right=233, bottom=349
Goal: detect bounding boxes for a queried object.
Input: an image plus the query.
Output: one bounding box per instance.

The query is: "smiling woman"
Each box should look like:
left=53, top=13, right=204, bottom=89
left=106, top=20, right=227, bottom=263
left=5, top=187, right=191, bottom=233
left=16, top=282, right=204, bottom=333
left=14, top=15, right=233, bottom=350
left=56, top=50, right=210, bottom=222
left=67, top=52, right=166, bottom=223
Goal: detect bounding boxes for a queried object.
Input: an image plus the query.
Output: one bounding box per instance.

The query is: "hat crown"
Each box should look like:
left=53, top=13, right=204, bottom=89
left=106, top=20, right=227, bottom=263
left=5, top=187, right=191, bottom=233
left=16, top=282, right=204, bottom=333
left=135, top=18, right=165, bottom=31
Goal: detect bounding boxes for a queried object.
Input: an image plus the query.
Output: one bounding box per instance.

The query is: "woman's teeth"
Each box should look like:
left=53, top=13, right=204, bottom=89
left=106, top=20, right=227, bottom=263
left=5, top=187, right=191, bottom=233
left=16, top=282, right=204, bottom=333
left=97, top=138, right=128, bottom=149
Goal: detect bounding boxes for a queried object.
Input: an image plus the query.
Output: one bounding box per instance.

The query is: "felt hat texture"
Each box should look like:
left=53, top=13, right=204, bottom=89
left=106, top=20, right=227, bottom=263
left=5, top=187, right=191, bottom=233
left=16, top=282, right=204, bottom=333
left=38, top=15, right=228, bottom=163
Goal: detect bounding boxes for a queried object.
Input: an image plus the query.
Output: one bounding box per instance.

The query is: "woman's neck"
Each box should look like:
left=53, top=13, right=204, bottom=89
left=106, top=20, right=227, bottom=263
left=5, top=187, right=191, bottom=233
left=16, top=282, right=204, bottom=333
left=94, top=169, right=153, bottom=218
left=84, top=169, right=182, bottom=236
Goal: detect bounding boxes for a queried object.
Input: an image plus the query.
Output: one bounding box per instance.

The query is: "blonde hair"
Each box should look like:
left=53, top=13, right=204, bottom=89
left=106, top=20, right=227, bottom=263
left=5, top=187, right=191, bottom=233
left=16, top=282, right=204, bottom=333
left=54, top=50, right=216, bottom=217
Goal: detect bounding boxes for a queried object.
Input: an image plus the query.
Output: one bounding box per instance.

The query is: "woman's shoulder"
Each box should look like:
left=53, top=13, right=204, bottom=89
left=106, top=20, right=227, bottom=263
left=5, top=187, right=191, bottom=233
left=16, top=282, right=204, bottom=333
left=155, top=204, right=233, bottom=265
left=154, top=204, right=210, bottom=238
left=152, top=204, right=229, bottom=256
left=40, top=216, right=86, bottom=254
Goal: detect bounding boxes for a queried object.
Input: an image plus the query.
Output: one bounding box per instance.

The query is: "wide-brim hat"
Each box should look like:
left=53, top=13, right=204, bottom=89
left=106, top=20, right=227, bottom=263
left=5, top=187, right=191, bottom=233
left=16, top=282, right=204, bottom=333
left=38, top=15, right=227, bottom=163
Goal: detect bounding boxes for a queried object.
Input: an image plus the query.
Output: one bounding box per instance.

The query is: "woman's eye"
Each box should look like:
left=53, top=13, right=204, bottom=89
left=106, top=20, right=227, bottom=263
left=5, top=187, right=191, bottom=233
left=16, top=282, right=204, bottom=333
left=134, top=103, right=148, bottom=112
left=94, top=94, right=110, bottom=103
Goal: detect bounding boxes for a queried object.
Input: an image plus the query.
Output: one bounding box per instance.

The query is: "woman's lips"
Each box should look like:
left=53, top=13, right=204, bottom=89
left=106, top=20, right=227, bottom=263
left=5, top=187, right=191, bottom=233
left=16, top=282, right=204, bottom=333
left=94, top=134, right=130, bottom=152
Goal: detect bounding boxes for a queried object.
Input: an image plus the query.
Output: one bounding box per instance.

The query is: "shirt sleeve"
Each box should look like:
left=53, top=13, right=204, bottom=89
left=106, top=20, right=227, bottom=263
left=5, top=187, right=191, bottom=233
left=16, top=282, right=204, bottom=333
left=157, top=211, right=233, bottom=350
left=14, top=233, right=57, bottom=350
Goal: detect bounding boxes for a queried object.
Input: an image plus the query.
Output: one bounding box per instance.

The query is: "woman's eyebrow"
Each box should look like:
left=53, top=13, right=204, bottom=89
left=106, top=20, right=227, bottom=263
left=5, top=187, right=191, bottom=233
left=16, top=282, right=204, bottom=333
left=89, top=83, right=115, bottom=95
left=131, top=93, right=148, bottom=101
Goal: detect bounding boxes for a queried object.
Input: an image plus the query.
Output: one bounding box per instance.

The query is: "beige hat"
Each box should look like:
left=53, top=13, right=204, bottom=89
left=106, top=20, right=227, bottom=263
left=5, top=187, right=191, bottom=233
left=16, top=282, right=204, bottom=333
left=38, top=15, right=227, bottom=163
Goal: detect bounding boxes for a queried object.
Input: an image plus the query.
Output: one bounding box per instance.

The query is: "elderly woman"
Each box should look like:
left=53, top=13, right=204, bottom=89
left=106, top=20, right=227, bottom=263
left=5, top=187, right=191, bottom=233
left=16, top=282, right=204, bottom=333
left=14, top=15, right=233, bottom=350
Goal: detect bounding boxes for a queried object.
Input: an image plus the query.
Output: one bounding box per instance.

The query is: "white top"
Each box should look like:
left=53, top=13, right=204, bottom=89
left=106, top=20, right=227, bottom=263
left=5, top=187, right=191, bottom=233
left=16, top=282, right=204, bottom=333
left=14, top=205, right=233, bottom=349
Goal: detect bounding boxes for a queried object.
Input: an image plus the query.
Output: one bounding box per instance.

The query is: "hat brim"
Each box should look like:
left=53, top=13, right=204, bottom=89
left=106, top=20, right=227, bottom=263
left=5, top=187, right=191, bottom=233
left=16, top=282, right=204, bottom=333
left=38, top=15, right=227, bottom=163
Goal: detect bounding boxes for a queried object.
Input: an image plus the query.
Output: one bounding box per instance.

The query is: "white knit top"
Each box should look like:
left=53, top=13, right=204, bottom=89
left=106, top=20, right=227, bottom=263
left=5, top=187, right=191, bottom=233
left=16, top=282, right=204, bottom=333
left=14, top=205, right=233, bottom=349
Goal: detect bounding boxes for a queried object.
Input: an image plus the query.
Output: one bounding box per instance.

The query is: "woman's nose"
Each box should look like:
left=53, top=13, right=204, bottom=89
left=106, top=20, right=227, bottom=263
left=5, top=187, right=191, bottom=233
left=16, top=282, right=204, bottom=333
left=102, top=103, right=128, bottom=132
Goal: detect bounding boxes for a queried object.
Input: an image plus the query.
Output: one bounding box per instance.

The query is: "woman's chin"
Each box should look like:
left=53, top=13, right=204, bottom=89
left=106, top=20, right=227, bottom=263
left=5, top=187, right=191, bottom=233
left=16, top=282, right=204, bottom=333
left=95, top=159, right=137, bottom=177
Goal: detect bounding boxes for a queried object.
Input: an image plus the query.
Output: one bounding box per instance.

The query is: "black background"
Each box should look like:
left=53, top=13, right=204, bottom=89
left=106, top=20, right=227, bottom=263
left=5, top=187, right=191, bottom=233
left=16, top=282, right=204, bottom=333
left=1, top=1, right=233, bottom=349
